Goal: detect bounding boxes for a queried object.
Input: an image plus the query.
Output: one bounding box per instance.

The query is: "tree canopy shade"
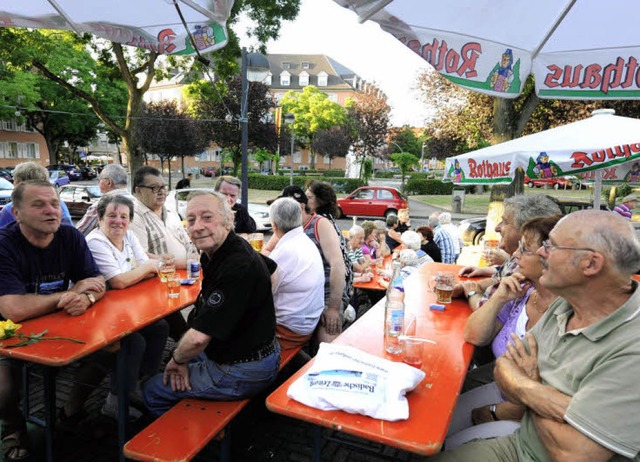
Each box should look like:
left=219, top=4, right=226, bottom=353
left=346, top=84, right=390, bottom=177
left=280, top=86, right=348, bottom=168
left=310, top=125, right=353, bottom=169
left=187, top=76, right=277, bottom=177
left=137, top=100, right=210, bottom=189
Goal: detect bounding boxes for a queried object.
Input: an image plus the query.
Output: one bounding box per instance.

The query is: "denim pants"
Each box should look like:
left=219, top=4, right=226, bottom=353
left=143, top=344, right=281, bottom=416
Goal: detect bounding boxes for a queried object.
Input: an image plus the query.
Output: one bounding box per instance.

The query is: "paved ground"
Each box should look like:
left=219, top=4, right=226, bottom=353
left=16, top=340, right=428, bottom=462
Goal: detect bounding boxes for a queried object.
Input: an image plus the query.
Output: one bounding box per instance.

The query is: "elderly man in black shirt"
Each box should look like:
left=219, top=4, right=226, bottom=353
left=214, top=175, right=256, bottom=235
left=143, top=191, right=279, bottom=416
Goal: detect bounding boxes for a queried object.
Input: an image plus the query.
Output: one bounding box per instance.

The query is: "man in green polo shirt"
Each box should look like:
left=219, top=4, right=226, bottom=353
left=434, top=210, right=640, bottom=461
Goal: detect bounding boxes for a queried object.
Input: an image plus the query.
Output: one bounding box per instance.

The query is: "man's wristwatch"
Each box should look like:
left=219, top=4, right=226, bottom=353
left=467, top=290, right=479, bottom=298
left=84, top=292, right=96, bottom=306
left=489, top=404, right=499, bottom=421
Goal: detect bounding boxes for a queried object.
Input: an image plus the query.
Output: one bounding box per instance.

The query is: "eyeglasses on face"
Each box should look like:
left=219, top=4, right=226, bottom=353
left=541, top=239, right=596, bottom=254
left=517, top=240, right=537, bottom=256
left=139, top=185, right=168, bottom=194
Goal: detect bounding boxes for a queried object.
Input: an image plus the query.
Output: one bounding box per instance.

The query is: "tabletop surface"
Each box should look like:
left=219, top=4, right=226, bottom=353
left=0, top=272, right=200, bottom=366
left=353, top=254, right=393, bottom=291
left=267, top=262, right=474, bottom=456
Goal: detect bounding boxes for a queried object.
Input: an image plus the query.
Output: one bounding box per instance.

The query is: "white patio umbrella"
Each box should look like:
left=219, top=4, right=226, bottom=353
left=334, top=0, right=640, bottom=100
left=0, top=1, right=234, bottom=56
left=443, top=109, right=640, bottom=208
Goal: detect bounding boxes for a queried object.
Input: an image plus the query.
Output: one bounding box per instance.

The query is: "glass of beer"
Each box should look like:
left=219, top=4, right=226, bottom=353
left=250, top=233, right=264, bottom=252
left=158, top=254, right=176, bottom=283
left=480, top=239, right=499, bottom=267
left=167, top=274, right=181, bottom=299
left=430, top=271, right=455, bottom=304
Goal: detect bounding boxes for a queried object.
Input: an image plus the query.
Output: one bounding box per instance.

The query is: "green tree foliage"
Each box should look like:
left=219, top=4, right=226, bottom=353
left=136, top=100, right=210, bottom=188
left=280, top=86, right=348, bottom=168
left=346, top=84, right=390, bottom=177
left=187, top=76, right=277, bottom=177
left=310, top=125, right=353, bottom=169
left=390, top=152, right=419, bottom=191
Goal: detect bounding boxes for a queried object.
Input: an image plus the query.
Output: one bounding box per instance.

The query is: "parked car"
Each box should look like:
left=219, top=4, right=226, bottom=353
left=298, top=165, right=310, bottom=170
left=0, top=177, right=13, bottom=211
left=58, top=185, right=102, bottom=217
left=47, top=164, right=82, bottom=181
left=48, top=170, right=70, bottom=188
left=336, top=186, right=408, bottom=219
left=458, top=200, right=611, bottom=246
left=166, top=188, right=272, bottom=231
left=0, top=169, right=13, bottom=183
left=524, top=175, right=573, bottom=189
left=79, top=166, right=98, bottom=180
left=203, top=166, right=217, bottom=177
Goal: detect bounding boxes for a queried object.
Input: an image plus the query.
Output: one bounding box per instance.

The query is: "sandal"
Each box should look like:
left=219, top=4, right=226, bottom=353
left=1, top=430, right=30, bottom=462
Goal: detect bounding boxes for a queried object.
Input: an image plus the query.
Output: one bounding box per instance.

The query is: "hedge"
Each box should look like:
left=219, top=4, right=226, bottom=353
left=248, top=174, right=365, bottom=194
left=405, top=178, right=456, bottom=195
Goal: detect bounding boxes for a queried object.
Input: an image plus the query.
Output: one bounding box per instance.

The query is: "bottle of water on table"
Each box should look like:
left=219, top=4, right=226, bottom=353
left=187, top=246, right=201, bottom=280
left=384, top=261, right=405, bottom=354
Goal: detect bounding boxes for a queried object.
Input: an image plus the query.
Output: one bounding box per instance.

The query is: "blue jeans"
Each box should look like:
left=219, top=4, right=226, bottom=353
left=143, top=344, right=281, bottom=416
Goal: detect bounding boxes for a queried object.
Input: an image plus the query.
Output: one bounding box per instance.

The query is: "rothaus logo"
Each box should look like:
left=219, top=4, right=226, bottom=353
left=400, top=37, right=482, bottom=78
left=544, top=57, right=640, bottom=94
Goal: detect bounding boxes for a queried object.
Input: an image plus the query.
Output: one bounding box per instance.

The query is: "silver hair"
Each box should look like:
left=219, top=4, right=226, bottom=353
left=270, top=197, right=302, bottom=233
left=566, top=210, right=640, bottom=275
left=100, top=164, right=128, bottom=186
left=428, top=216, right=440, bottom=228
left=504, top=194, right=562, bottom=229
left=373, top=220, right=387, bottom=231
left=186, top=190, right=234, bottom=229
left=401, top=230, right=422, bottom=251
left=12, top=162, right=49, bottom=184
left=439, top=212, right=452, bottom=224
left=399, top=249, right=419, bottom=267
left=348, top=224, right=364, bottom=238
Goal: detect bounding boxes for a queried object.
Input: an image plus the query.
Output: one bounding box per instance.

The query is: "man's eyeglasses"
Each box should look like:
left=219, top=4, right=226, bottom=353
left=517, top=240, right=537, bottom=256
left=541, top=239, right=596, bottom=254
left=139, top=185, right=168, bottom=194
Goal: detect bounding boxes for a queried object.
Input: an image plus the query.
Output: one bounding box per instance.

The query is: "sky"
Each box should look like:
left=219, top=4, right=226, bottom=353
left=237, top=0, right=433, bottom=127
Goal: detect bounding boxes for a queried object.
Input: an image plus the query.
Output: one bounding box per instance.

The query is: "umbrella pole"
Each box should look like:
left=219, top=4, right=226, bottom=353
left=593, top=170, right=602, bottom=210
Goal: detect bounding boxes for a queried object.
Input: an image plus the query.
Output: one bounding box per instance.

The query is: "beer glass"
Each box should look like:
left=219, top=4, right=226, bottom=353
left=429, top=271, right=455, bottom=304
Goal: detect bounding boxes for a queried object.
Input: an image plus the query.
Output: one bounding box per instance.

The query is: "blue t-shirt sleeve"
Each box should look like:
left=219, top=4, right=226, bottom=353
left=60, top=201, right=73, bottom=227
left=0, top=205, right=14, bottom=229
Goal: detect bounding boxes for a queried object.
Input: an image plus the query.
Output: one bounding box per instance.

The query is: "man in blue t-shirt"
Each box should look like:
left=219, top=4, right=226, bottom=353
left=0, top=180, right=104, bottom=461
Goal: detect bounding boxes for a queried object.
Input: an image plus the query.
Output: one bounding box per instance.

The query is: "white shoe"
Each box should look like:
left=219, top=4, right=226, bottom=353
left=101, top=392, right=143, bottom=421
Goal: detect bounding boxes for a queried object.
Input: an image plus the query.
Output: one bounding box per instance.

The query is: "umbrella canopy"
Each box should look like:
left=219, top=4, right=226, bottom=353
left=334, top=0, right=640, bottom=100
left=0, top=1, right=233, bottom=56
left=443, top=109, right=640, bottom=186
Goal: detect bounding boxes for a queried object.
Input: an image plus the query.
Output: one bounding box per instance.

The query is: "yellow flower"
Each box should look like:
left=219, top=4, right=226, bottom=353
left=0, top=320, right=22, bottom=338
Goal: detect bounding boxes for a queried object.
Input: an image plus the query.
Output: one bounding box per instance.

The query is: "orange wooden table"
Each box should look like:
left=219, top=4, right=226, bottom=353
left=0, top=272, right=200, bottom=462
left=267, top=263, right=474, bottom=459
left=353, top=254, right=393, bottom=291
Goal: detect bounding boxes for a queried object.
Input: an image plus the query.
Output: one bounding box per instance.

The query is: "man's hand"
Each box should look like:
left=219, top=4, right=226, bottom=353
left=321, top=308, right=342, bottom=335
left=71, top=277, right=105, bottom=294
left=505, top=332, right=541, bottom=382
left=458, top=266, right=497, bottom=278
left=57, top=291, right=89, bottom=316
left=163, top=359, right=191, bottom=392
left=493, top=273, right=532, bottom=304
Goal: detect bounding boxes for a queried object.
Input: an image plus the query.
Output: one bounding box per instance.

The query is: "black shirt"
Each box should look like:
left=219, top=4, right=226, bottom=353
left=421, top=240, right=442, bottom=263
left=187, top=231, right=275, bottom=364
left=175, top=178, right=191, bottom=190
left=232, top=203, right=256, bottom=234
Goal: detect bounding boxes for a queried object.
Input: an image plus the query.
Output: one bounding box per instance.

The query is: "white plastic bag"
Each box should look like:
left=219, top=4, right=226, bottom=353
left=287, top=343, right=425, bottom=421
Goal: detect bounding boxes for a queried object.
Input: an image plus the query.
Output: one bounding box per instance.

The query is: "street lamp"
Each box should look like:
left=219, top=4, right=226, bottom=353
left=284, top=113, right=295, bottom=186
left=240, top=47, right=270, bottom=208
left=420, top=141, right=426, bottom=171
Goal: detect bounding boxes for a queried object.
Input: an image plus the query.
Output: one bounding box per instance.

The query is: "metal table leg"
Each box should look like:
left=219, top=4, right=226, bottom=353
left=312, top=426, right=323, bottom=462
left=116, top=339, right=130, bottom=462
left=43, top=366, right=57, bottom=462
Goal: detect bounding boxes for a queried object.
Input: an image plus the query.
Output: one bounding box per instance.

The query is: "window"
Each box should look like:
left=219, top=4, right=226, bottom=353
left=327, top=93, right=338, bottom=102
left=293, top=151, right=302, bottom=163
left=355, top=189, right=374, bottom=200
left=2, top=120, right=18, bottom=131
left=302, top=62, right=310, bottom=70
left=324, top=155, right=331, bottom=164
left=280, top=71, right=290, bottom=86
left=317, top=71, right=328, bottom=87
left=7, top=142, right=17, bottom=158
left=299, top=71, right=309, bottom=87
left=24, top=143, right=38, bottom=159
left=378, top=190, right=395, bottom=200
left=282, top=62, right=291, bottom=70
left=264, top=72, right=272, bottom=85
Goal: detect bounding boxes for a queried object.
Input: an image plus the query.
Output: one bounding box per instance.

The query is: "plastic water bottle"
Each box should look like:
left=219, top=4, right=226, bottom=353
left=384, top=262, right=405, bottom=354
left=186, top=246, right=201, bottom=280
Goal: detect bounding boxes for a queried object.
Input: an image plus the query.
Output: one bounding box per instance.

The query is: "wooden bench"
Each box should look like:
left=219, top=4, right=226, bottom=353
left=124, top=346, right=302, bottom=462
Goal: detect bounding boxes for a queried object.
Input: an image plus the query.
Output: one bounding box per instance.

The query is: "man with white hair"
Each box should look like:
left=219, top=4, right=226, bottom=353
left=401, top=230, right=434, bottom=266
left=438, top=212, right=463, bottom=261
left=434, top=210, right=640, bottom=461
left=428, top=214, right=457, bottom=264
left=269, top=197, right=325, bottom=350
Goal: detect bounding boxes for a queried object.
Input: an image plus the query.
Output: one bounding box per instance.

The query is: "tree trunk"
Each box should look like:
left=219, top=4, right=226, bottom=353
left=493, top=98, right=515, bottom=144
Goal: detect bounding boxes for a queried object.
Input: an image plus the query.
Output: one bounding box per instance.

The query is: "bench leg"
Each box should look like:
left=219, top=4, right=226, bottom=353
left=43, top=366, right=57, bottom=462
left=312, top=426, right=323, bottom=462
left=219, top=427, right=231, bottom=462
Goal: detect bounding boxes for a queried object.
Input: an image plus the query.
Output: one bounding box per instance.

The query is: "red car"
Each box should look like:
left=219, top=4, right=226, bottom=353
left=337, top=186, right=408, bottom=219
left=203, top=166, right=217, bottom=177
left=525, top=175, right=573, bottom=189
